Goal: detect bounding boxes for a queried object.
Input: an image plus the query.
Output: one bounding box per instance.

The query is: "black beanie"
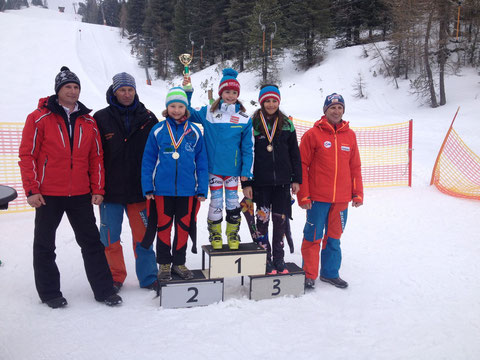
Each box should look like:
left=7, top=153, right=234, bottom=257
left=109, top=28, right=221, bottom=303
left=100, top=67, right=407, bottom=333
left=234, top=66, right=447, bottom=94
left=54, top=66, right=81, bottom=94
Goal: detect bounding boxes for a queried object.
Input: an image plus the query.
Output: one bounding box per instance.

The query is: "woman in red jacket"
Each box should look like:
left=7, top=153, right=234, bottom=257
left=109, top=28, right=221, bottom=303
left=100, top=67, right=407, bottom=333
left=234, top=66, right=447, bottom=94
left=297, top=93, right=363, bottom=289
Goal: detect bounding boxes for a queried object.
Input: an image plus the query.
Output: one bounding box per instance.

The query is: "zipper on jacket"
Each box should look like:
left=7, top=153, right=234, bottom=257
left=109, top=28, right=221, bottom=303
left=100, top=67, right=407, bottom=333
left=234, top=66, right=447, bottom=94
left=272, top=141, right=277, bottom=184
left=332, top=132, right=338, bottom=202
left=40, top=156, right=48, bottom=184
left=78, top=125, right=83, bottom=148
left=175, top=159, right=178, bottom=196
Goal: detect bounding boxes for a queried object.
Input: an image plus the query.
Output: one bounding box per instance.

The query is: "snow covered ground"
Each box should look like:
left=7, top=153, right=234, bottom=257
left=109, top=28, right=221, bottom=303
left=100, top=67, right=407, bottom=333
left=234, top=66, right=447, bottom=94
left=1, top=5, right=480, bottom=360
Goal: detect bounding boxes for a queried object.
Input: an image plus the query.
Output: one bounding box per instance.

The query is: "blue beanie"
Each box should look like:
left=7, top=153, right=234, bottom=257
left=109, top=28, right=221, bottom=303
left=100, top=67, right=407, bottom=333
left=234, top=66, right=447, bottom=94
left=166, top=87, right=188, bottom=107
left=218, top=68, right=240, bottom=96
left=258, top=85, right=281, bottom=105
left=323, top=93, right=345, bottom=113
left=112, top=72, right=136, bottom=93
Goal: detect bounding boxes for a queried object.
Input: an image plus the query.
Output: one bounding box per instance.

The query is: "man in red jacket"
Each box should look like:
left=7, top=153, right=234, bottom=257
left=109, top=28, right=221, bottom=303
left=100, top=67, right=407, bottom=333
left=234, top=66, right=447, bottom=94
left=18, top=66, right=122, bottom=308
left=297, top=93, right=363, bottom=289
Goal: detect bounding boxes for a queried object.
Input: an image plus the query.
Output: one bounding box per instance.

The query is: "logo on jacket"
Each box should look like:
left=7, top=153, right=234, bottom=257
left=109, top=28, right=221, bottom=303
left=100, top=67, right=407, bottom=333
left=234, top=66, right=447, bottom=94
left=230, top=116, right=239, bottom=124
left=104, top=133, right=114, bottom=140
left=341, top=145, right=350, bottom=151
left=324, top=141, right=332, bottom=148
left=185, top=142, right=194, bottom=152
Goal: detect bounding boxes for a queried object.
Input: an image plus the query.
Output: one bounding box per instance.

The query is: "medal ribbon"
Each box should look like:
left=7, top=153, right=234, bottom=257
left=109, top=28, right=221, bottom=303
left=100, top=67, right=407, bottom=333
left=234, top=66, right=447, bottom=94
left=166, top=121, right=188, bottom=152
left=260, top=112, right=278, bottom=145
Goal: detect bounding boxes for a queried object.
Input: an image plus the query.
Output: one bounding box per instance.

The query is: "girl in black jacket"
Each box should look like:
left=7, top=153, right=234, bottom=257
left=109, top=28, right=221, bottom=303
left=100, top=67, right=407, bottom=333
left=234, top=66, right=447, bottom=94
left=242, top=85, right=302, bottom=274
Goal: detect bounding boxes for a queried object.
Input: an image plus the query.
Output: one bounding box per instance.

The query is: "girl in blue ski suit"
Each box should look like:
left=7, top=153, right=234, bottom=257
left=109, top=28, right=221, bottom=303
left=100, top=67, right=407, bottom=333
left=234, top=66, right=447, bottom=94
left=141, top=87, right=208, bottom=281
left=183, top=68, right=254, bottom=250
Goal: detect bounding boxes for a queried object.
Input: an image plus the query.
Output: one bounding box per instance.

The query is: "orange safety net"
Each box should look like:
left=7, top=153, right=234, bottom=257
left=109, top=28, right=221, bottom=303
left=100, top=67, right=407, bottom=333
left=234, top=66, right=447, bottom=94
left=0, top=122, right=30, bottom=213
left=291, top=118, right=413, bottom=188
left=431, top=127, right=480, bottom=200
left=1, top=118, right=414, bottom=214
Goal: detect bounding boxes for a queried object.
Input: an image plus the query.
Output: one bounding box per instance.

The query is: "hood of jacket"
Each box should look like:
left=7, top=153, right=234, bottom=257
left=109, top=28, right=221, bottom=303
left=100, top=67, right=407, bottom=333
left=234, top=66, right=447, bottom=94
left=105, top=85, right=140, bottom=113
left=37, top=95, right=91, bottom=117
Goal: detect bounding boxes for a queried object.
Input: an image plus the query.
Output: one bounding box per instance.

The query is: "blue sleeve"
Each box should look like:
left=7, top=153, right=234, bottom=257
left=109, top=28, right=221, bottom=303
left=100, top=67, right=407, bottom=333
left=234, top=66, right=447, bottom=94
left=185, top=88, right=208, bottom=126
left=141, top=126, right=159, bottom=196
left=240, top=117, right=254, bottom=178
left=194, top=130, right=209, bottom=198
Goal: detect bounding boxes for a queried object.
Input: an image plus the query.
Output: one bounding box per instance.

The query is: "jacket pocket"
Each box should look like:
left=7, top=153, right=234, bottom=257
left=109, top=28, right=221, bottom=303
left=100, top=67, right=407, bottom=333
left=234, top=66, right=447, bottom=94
left=40, top=156, right=48, bottom=184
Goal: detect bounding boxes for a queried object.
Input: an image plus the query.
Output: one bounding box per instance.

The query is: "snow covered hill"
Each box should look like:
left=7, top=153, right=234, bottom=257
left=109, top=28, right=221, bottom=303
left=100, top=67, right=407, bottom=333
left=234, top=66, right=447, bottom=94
left=1, top=5, right=480, bottom=360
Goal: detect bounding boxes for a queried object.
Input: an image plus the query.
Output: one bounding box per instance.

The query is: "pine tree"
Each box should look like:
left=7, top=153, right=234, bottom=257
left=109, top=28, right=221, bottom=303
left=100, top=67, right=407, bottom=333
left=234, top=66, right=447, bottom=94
left=102, top=0, right=121, bottom=27
left=281, top=0, right=331, bottom=69
left=143, top=0, right=175, bottom=79
left=126, top=0, right=146, bottom=36
left=78, top=0, right=101, bottom=25
left=172, top=0, right=192, bottom=75
left=223, top=0, right=256, bottom=71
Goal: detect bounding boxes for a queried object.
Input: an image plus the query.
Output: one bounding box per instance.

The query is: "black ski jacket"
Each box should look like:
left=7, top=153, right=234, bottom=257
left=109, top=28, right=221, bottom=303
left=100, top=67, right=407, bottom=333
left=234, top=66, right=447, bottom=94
left=94, top=86, right=158, bottom=204
left=244, top=113, right=302, bottom=188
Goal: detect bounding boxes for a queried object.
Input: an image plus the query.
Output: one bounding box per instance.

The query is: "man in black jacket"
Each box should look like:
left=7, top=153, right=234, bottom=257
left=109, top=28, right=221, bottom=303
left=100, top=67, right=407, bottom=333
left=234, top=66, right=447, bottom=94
left=94, top=73, right=158, bottom=292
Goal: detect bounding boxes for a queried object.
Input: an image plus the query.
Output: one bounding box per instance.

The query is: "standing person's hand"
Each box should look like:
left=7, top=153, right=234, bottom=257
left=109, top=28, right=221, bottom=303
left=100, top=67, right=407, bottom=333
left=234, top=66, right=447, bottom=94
left=243, top=186, right=253, bottom=199
left=197, top=196, right=206, bottom=202
left=352, top=195, right=363, bottom=208
left=91, top=194, right=104, bottom=205
left=146, top=194, right=154, bottom=200
left=27, top=194, right=46, bottom=208
left=352, top=201, right=363, bottom=208
left=291, top=182, right=300, bottom=195
left=300, top=201, right=312, bottom=210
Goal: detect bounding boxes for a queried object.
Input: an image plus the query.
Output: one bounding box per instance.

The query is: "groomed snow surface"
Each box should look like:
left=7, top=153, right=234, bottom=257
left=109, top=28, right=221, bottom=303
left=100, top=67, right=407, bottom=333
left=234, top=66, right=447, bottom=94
left=1, top=5, right=480, bottom=360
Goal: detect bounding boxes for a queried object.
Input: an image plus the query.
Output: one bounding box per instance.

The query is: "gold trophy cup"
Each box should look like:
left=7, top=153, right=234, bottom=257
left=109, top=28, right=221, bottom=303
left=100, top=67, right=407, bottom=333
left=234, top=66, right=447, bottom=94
left=179, top=53, right=193, bottom=87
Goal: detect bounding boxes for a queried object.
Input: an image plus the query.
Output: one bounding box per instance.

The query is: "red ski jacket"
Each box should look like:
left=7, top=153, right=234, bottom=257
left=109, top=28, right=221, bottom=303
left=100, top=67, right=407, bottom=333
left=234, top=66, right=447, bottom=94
left=19, top=96, right=105, bottom=197
left=297, top=116, right=363, bottom=206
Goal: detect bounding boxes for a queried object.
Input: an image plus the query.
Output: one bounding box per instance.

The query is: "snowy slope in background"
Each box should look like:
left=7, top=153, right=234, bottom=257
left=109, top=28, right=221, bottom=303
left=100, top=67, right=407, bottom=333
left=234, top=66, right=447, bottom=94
left=1, top=6, right=480, bottom=360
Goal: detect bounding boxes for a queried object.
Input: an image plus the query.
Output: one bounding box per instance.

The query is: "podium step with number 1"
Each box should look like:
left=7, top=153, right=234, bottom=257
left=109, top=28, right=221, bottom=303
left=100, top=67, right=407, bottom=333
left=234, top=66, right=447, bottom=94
left=202, top=243, right=267, bottom=278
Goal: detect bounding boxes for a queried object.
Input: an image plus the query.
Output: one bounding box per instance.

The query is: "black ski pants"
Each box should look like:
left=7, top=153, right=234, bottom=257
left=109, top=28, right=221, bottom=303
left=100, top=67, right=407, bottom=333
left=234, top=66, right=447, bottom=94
left=33, top=194, right=114, bottom=302
left=253, top=185, right=291, bottom=265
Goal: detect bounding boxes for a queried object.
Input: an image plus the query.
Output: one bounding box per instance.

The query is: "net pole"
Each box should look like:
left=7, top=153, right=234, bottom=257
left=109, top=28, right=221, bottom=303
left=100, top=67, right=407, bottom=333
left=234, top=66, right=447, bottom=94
left=408, top=119, right=413, bottom=187
left=430, top=107, right=460, bottom=185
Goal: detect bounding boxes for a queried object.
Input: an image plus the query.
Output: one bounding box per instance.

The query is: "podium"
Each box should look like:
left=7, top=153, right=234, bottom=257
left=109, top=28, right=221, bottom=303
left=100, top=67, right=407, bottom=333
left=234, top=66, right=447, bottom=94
left=201, top=243, right=267, bottom=279
left=158, top=243, right=305, bottom=307
left=249, top=262, right=305, bottom=301
left=159, top=270, right=223, bottom=309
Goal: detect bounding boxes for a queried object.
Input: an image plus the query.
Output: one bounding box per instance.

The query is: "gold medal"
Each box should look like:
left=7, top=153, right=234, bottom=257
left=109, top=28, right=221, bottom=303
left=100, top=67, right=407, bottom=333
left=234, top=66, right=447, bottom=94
left=166, top=120, right=187, bottom=161
left=260, top=112, right=278, bottom=155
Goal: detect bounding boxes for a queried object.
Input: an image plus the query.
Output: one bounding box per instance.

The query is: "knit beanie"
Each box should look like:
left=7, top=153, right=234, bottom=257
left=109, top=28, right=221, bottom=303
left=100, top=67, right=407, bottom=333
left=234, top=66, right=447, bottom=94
left=218, top=68, right=240, bottom=96
left=112, top=72, right=136, bottom=93
left=258, top=85, right=281, bottom=105
left=54, top=66, right=81, bottom=94
left=165, top=87, right=188, bottom=107
left=323, top=93, right=345, bottom=113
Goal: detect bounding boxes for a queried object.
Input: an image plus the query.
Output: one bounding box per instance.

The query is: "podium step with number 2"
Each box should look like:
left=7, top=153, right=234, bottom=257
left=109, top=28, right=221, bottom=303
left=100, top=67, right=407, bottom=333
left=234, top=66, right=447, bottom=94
left=159, top=269, right=224, bottom=308
left=202, top=243, right=267, bottom=278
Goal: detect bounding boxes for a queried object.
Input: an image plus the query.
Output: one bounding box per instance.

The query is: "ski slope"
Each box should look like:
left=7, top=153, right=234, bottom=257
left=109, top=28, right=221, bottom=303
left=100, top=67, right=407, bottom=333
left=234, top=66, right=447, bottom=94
left=1, top=5, right=480, bottom=360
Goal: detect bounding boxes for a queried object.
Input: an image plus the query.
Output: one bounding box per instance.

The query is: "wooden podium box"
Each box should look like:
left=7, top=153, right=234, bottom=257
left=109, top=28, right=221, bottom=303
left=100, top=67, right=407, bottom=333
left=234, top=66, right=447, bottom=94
left=159, top=269, right=224, bottom=308
left=201, top=243, right=267, bottom=279
left=249, top=262, right=305, bottom=301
